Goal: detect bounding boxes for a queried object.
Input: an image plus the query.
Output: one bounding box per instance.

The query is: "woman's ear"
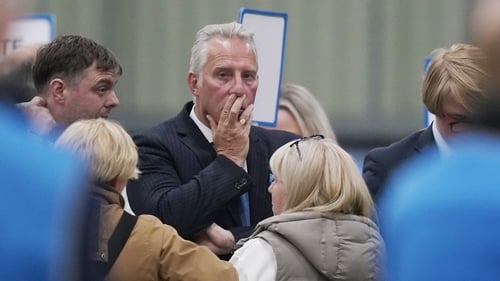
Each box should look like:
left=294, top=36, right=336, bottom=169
left=109, top=177, right=126, bottom=193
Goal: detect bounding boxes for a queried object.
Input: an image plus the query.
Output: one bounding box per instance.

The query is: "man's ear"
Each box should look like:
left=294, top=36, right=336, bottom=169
left=187, top=72, right=199, bottom=96
left=48, top=78, right=66, bottom=104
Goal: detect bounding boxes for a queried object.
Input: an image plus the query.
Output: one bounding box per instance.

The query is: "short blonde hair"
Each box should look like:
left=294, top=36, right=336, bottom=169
left=422, top=43, right=491, bottom=116
left=280, top=83, right=337, bottom=142
left=55, top=118, right=139, bottom=183
left=269, top=137, right=373, bottom=217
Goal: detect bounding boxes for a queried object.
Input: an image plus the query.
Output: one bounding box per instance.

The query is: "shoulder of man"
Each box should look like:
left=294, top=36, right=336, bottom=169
left=132, top=102, right=195, bottom=143
left=250, top=126, right=299, bottom=145
left=365, top=127, right=430, bottom=164
left=131, top=116, right=179, bottom=145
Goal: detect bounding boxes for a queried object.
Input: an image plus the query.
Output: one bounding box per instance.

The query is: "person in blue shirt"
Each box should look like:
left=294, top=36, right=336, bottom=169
left=379, top=93, right=500, bottom=281
left=0, top=7, right=86, bottom=280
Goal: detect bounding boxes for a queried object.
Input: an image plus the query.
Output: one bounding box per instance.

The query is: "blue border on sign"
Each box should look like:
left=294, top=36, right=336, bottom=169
left=238, top=8, right=288, bottom=127
left=17, top=13, right=56, bottom=40
left=422, top=55, right=432, bottom=127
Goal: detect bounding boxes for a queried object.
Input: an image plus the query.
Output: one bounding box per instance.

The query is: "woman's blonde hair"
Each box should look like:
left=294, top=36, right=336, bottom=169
left=55, top=118, right=139, bottom=184
left=269, top=137, right=373, bottom=217
left=422, top=43, right=492, bottom=116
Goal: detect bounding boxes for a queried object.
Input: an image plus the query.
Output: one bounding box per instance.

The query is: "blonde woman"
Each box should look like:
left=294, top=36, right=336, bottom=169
left=230, top=135, right=383, bottom=281
left=55, top=118, right=237, bottom=281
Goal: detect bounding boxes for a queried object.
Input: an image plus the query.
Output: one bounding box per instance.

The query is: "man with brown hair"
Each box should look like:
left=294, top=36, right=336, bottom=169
left=20, top=35, right=122, bottom=139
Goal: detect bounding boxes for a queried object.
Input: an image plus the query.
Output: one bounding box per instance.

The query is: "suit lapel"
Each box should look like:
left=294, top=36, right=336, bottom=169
left=172, top=103, right=272, bottom=226
left=174, top=102, right=240, bottom=225
left=414, top=126, right=436, bottom=154
left=246, top=130, right=273, bottom=224
left=175, top=102, right=216, bottom=167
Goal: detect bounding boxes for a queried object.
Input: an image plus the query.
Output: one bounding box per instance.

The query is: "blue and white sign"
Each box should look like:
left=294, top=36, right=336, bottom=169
left=423, top=55, right=434, bottom=127
left=239, top=8, right=288, bottom=127
left=1, top=13, right=55, bottom=57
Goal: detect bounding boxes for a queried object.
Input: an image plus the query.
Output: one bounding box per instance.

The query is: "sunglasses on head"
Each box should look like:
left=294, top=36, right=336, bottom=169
left=289, top=134, right=325, bottom=159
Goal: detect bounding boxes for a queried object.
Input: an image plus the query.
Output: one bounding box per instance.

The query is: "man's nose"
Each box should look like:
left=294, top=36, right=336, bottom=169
left=267, top=183, right=273, bottom=194
left=106, top=91, right=120, bottom=108
left=229, top=76, right=245, bottom=96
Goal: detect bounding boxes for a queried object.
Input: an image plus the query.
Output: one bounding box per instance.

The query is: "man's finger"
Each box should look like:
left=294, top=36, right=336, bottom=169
left=220, top=93, right=237, bottom=120
left=230, top=95, right=246, bottom=119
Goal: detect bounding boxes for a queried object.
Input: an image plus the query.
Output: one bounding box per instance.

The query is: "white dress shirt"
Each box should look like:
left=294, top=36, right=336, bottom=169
left=230, top=238, right=276, bottom=281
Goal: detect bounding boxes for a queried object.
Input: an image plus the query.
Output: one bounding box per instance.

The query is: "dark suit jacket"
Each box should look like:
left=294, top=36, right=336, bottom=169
left=362, top=126, right=436, bottom=201
left=127, top=102, right=298, bottom=241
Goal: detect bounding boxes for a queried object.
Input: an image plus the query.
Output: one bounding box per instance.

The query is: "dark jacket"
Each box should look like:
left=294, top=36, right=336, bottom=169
left=362, top=126, right=436, bottom=201
left=127, top=101, right=298, bottom=241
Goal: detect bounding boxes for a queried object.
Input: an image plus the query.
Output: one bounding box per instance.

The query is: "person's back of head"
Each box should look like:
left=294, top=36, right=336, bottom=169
left=55, top=118, right=139, bottom=185
left=0, top=45, right=39, bottom=103
left=270, top=136, right=372, bottom=217
left=55, top=119, right=139, bottom=281
left=469, top=0, right=500, bottom=78
left=33, top=35, right=122, bottom=96
left=463, top=86, right=500, bottom=139
left=379, top=137, right=500, bottom=281
left=279, top=83, right=337, bottom=141
left=422, top=43, right=491, bottom=117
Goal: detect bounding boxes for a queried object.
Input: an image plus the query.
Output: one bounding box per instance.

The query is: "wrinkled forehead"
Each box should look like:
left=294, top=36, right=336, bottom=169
left=206, top=37, right=257, bottom=68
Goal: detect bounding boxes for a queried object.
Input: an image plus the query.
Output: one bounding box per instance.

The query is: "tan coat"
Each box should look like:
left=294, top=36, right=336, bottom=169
left=90, top=185, right=238, bottom=281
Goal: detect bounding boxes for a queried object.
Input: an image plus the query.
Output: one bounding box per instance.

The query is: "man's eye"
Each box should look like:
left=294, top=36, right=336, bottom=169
left=217, top=72, right=230, bottom=79
left=95, top=87, right=109, bottom=96
left=243, top=73, right=256, bottom=81
left=447, top=114, right=467, bottom=121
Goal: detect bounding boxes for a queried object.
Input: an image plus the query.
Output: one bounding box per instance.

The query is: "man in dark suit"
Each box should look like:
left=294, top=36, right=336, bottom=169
left=127, top=22, right=298, bottom=255
left=363, top=127, right=435, bottom=199
left=363, top=43, right=492, bottom=202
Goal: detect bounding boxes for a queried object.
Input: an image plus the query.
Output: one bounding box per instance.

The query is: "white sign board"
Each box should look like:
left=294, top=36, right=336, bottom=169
left=239, top=8, right=287, bottom=127
left=1, top=13, right=55, bottom=57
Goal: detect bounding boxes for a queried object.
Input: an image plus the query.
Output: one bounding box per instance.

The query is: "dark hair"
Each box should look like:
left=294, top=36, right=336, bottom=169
left=0, top=59, right=36, bottom=103
left=0, top=46, right=38, bottom=103
left=32, top=35, right=122, bottom=93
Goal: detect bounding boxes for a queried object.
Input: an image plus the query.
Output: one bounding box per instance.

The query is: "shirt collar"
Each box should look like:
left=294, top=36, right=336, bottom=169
left=432, top=121, right=452, bottom=157
left=189, top=105, right=213, bottom=143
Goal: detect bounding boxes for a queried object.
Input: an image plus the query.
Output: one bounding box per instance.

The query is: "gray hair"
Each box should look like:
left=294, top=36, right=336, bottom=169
left=189, top=22, right=258, bottom=80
